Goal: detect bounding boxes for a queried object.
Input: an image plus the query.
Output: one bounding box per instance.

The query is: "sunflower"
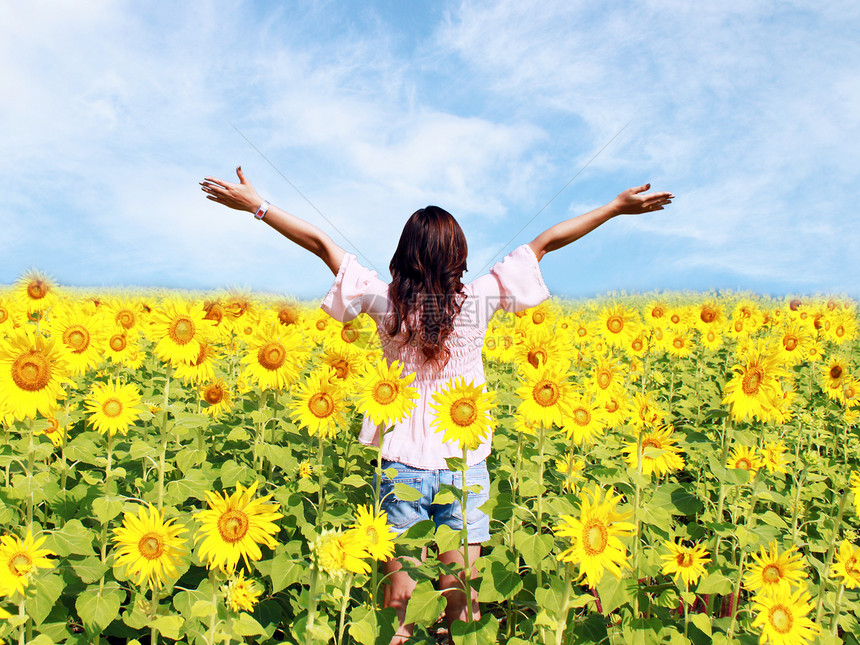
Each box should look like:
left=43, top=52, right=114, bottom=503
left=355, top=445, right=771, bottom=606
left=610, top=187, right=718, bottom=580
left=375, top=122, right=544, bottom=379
left=112, top=504, right=188, bottom=589
left=514, top=328, right=570, bottom=373
left=199, top=379, right=233, bottom=418
left=289, top=369, right=349, bottom=439
left=700, top=326, right=724, bottom=351
left=194, top=481, right=282, bottom=574
left=0, top=328, right=71, bottom=421
left=588, top=356, right=626, bottom=405
left=562, top=395, right=607, bottom=444
left=350, top=505, right=396, bottom=561
left=645, top=300, right=668, bottom=326
left=44, top=304, right=106, bottom=375
left=13, top=270, right=59, bottom=313
left=554, top=453, right=586, bottom=493
left=34, top=415, right=67, bottom=448
left=603, top=392, right=632, bottom=429
left=722, top=342, right=787, bottom=423
left=0, top=531, right=55, bottom=598
left=661, top=540, right=710, bottom=587
left=751, top=586, right=819, bottom=645
left=665, top=329, right=694, bottom=359
left=326, top=316, right=376, bottom=354
left=312, top=529, right=371, bottom=578
left=103, top=296, right=144, bottom=331
left=597, top=303, right=639, bottom=349
left=823, top=310, right=857, bottom=345
left=241, top=322, right=307, bottom=391
left=353, top=359, right=418, bottom=427
left=623, top=425, right=685, bottom=477
left=0, top=296, right=19, bottom=332
left=174, top=340, right=222, bottom=384
left=774, top=324, right=812, bottom=367
left=629, top=392, right=666, bottom=430
left=555, top=486, right=635, bottom=588
left=103, top=327, right=143, bottom=369
left=271, top=299, right=303, bottom=330
left=744, top=541, right=807, bottom=595
left=84, top=379, right=143, bottom=437
left=430, top=376, right=497, bottom=452
left=695, top=301, right=725, bottom=332
left=298, top=461, right=314, bottom=479
left=570, top=319, right=596, bottom=347
left=322, top=347, right=364, bottom=385
left=514, top=365, right=574, bottom=430
left=222, top=570, right=262, bottom=612
left=823, top=357, right=848, bottom=401
left=729, top=445, right=763, bottom=475
left=762, top=441, right=790, bottom=474
left=832, top=540, right=860, bottom=588
left=148, top=298, right=215, bottom=367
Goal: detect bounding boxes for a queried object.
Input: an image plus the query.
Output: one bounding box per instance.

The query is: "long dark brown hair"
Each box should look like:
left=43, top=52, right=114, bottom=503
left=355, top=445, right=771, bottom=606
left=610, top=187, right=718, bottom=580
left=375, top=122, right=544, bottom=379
left=385, top=206, right=467, bottom=368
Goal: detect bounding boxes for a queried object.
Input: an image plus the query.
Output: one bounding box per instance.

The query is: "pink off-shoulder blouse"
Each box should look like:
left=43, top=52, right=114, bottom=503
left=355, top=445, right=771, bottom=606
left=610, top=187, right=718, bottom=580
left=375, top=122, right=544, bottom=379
left=320, top=243, right=551, bottom=469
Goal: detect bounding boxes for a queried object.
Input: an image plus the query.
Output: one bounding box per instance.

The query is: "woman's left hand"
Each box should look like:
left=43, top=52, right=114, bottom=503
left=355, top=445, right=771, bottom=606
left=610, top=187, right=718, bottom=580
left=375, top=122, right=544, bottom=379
left=612, top=183, right=674, bottom=215
left=200, top=166, right=264, bottom=213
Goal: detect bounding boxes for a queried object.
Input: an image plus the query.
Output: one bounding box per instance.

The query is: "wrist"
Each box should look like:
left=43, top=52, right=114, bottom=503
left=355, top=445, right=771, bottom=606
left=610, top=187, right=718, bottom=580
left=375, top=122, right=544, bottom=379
left=253, top=199, right=270, bottom=220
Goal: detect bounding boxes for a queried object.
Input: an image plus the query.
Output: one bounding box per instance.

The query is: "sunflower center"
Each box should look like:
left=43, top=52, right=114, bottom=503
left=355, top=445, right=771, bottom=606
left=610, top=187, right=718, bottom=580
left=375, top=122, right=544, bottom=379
left=783, top=336, right=798, bottom=351
left=768, top=605, right=793, bottom=634
left=606, top=399, right=620, bottom=414
left=341, top=327, right=359, bottom=344
left=700, top=307, right=716, bottom=323
left=63, top=326, right=89, bottom=353
left=309, top=393, right=335, bottom=418
left=735, top=458, right=752, bottom=470
left=278, top=306, right=299, bottom=326
left=205, top=385, right=224, bottom=405
left=836, top=325, right=845, bottom=337
left=762, top=564, right=782, bottom=583
left=533, top=380, right=560, bottom=407
left=45, top=418, right=60, bottom=434
left=27, top=280, right=48, bottom=300
left=451, top=399, right=478, bottom=426
left=192, top=343, right=210, bottom=366
left=11, top=352, right=51, bottom=392
left=138, top=532, right=165, bottom=560
left=707, top=331, right=717, bottom=343
left=846, top=557, right=858, bottom=574
left=607, top=316, right=623, bottom=334
left=577, top=327, right=587, bottom=337
left=366, top=527, right=379, bottom=545
left=109, top=334, right=127, bottom=352
left=485, top=337, right=497, bottom=350
left=331, top=359, right=350, bottom=379
left=316, top=319, right=327, bottom=331
left=258, top=342, right=286, bottom=370
left=169, top=317, right=195, bottom=345
left=582, top=519, right=608, bottom=556
left=831, top=365, right=843, bottom=380
left=217, top=510, right=249, bottom=543
left=672, top=337, right=684, bottom=349
left=652, top=306, right=664, bottom=319
left=596, top=371, right=612, bottom=390
left=501, top=336, right=513, bottom=350
left=742, top=367, right=764, bottom=395
left=676, top=552, right=694, bottom=567
left=527, top=349, right=547, bottom=369
left=789, top=299, right=801, bottom=311
left=116, top=310, right=136, bottom=329
left=642, top=438, right=660, bottom=450
left=670, top=314, right=680, bottom=324
left=9, top=552, right=32, bottom=576
left=102, top=398, right=124, bottom=418
left=373, top=382, right=398, bottom=405
left=632, top=338, right=644, bottom=351
left=573, top=408, right=590, bottom=426
left=532, top=311, right=546, bottom=325
left=734, top=320, right=744, bottom=333
left=203, top=303, right=223, bottom=324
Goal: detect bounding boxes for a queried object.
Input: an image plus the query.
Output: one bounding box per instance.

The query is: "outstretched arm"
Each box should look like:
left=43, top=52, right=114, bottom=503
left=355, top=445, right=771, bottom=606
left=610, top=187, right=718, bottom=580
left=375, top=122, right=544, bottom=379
left=200, top=167, right=346, bottom=275
left=528, top=183, right=673, bottom=262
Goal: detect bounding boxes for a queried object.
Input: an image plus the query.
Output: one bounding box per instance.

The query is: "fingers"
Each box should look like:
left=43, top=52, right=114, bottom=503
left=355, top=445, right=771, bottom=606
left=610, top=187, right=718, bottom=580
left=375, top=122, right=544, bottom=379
left=236, top=165, right=246, bottom=183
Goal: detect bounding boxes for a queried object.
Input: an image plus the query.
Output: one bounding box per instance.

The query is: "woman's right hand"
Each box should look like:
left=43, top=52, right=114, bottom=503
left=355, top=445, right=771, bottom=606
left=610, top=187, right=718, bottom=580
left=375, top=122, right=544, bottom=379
left=611, top=183, right=674, bottom=215
left=200, top=166, right=264, bottom=213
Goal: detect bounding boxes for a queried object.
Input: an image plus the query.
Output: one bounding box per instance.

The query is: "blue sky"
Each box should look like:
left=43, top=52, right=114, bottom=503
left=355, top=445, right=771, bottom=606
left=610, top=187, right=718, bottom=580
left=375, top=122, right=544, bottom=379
left=1, top=1, right=858, bottom=300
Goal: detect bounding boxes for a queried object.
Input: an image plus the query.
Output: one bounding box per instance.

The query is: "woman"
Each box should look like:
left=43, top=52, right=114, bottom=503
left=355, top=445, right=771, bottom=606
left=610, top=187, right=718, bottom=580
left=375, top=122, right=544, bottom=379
left=200, top=167, right=673, bottom=642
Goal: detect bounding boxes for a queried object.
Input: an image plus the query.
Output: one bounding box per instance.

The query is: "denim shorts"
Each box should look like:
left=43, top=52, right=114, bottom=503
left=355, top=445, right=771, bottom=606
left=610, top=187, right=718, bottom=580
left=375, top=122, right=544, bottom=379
left=378, top=459, right=491, bottom=544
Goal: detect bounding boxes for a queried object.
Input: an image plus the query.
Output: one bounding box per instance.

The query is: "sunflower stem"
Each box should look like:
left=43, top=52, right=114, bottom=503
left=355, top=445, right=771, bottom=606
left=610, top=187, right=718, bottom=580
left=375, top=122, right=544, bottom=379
left=25, top=417, right=34, bottom=534
left=815, top=486, right=850, bottom=624
left=306, top=564, right=319, bottom=645
left=683, top=580, right=690, bottom=639
left=554, top=561, right=573, bottom=645
left=207, top=568, right=221, bottom=645
left=633, top=422, right=644, bottom=618
left=460, top=446, right=474, bottom=625
left=372, top=427, right=386, bottom=609
left=157, top=365, right=172, bottom=510
left=17, top=596, right=26, bottom=645
left=536, top=423, right=546, bottom=590
left=150, top=582, right=161, bottom=645
left=316, top=432, right=326, bottom=518
left=831, top=581, right=845, bottom=635
left=336, top=573, right=354, bottom=645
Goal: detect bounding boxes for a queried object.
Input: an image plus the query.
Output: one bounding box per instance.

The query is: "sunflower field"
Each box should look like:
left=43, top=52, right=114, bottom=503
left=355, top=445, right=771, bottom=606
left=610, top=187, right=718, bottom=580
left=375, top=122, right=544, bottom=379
left=0, top=270, right=859, bottom=645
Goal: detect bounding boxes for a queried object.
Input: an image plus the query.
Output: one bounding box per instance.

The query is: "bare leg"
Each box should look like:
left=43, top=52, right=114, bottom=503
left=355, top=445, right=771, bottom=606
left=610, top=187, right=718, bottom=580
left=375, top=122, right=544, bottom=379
left=438, top=545, right=482, bottom=629
left=382, top=548, right=426, bottom=645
